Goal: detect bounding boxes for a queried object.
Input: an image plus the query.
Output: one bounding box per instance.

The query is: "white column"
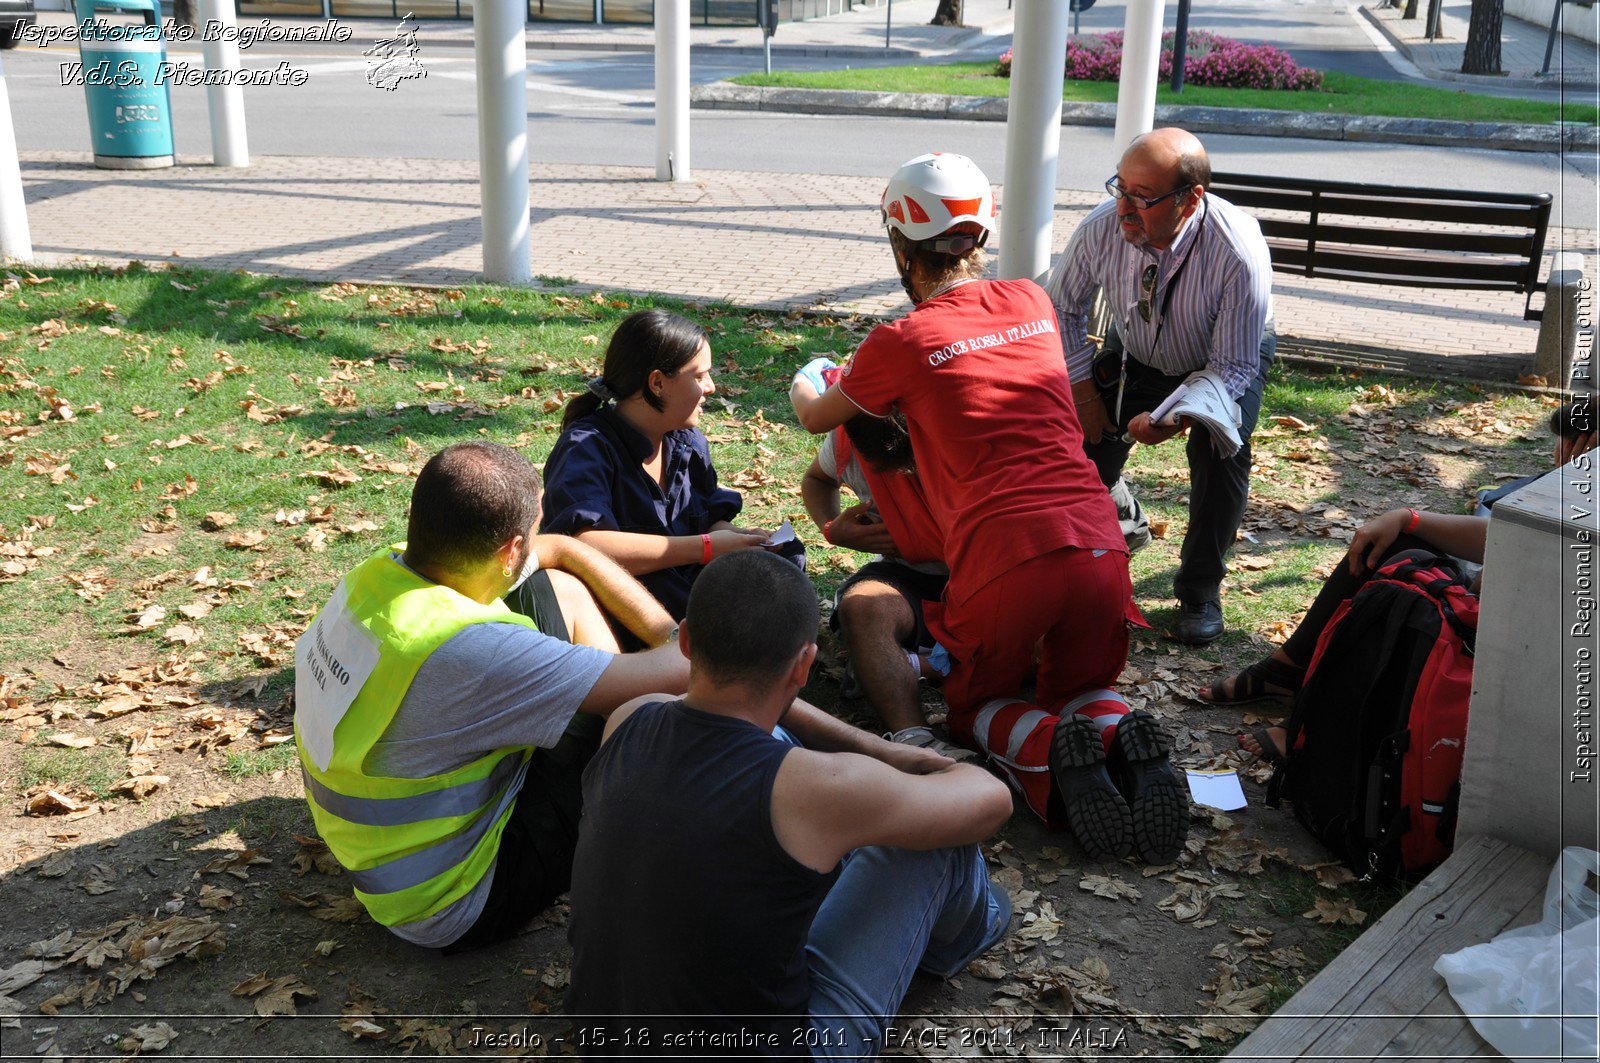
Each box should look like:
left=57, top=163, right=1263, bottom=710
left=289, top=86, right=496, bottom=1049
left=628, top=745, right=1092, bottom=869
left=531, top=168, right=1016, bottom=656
left=1113, top=0, right=1167, bottom=155
left=998, top=0, right=1072, bottom=282
left=475, top=0, right=531, bottom=284
left=655, top=0, right=690, bottom=182
left=0, top=56, right=31, bottom=261
left=199, top=0, right=249, bottom=167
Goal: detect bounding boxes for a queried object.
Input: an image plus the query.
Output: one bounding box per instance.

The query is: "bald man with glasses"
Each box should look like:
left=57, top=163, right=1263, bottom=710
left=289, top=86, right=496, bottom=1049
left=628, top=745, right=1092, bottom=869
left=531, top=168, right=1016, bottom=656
left=1045, top=128, right=1274, bottom=645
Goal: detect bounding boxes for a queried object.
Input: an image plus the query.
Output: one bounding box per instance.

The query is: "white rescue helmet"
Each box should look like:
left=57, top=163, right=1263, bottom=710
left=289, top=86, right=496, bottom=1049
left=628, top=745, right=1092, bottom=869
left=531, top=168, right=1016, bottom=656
left=881, top=152, right=997, bottom=245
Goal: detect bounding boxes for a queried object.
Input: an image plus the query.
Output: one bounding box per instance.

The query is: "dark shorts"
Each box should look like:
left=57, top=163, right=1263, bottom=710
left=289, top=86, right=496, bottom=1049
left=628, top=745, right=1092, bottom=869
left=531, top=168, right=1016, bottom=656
left=442, top=570, right=598, bottom=955
left=829, top=560, right=949, bottom=654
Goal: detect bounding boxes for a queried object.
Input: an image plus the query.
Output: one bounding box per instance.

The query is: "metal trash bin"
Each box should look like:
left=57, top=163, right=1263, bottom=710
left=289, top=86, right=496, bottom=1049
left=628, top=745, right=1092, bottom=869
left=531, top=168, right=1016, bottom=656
left=75, top=0, right=173, bottom=169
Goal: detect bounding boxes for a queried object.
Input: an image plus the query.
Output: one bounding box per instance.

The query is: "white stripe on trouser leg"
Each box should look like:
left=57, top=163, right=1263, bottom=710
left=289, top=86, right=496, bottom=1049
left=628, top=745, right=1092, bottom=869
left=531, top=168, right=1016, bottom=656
left=1061, top=688, right=1122, bottom=716
left=1004, top=710, right=1050, bottom=761
left=973, top=698, right=1027, bottom=754
left=1064, top=689, right=1129, bottom=736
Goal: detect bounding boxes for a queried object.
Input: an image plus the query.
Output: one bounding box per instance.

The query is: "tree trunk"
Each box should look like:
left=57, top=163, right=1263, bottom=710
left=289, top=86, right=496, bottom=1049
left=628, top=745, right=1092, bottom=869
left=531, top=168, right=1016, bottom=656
left=1461, top=0, right=1504, bottom=75
left=930, top=0, right=964, bottom=27
left=1402, top=0, right=1419, bottom=19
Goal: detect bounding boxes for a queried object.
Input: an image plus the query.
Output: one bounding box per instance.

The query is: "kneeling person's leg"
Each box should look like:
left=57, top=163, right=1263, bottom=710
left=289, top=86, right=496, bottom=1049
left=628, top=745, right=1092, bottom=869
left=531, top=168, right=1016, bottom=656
left=837, top=571, right=924, bottom=734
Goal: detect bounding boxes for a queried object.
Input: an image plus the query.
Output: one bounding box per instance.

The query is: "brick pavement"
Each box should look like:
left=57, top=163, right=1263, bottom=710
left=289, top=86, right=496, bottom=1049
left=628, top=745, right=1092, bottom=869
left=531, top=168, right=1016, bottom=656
left=19, top=152, right=1597, bottom=378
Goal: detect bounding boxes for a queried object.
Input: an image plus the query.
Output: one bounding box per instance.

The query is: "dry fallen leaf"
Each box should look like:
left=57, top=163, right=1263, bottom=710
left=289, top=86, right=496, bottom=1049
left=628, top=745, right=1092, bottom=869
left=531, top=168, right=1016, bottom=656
left=163, top=624, right=202, bottom=647
left=198, top=884, right=238, bottom=911
left=46, top=732, right=96, bottom=749
left=1303, top=895, right=1367, bottom=926
left=1078, top=874, right=1142, bottom=902
left=232, top=974, right=318, bottom=1018
left=110, top=774, right=169, bottom=800
left=118, top=1020, right=179, bottom=1053
left=338, top=1015, right=389, bottom=1040
left=36, top=851, right=75, bottom=878
left=223, top=530, right=268, bottom=551
left=200, top=511, right=237, bottom=531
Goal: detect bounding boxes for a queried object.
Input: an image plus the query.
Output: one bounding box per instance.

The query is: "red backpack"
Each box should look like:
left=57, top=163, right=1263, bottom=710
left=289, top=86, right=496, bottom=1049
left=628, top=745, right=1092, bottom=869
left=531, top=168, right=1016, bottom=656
left=1268, top=555, right=1478, bottom=878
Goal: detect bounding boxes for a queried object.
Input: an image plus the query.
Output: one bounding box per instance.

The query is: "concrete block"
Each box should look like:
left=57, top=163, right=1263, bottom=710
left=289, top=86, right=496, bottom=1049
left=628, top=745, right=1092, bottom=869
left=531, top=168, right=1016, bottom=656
left=1461, top=462, right=1600, bottom=859
left=1535, top=251, right=1591, bottom=390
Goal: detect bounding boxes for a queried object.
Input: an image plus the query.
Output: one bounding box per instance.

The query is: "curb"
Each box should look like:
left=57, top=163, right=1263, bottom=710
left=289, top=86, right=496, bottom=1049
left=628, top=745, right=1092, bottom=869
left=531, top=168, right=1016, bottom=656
left=1357, top=5, right=1600, bottom=94
left=692, top=83, right=1599, bottom=154
left=418, top=36, right=928, bottom=59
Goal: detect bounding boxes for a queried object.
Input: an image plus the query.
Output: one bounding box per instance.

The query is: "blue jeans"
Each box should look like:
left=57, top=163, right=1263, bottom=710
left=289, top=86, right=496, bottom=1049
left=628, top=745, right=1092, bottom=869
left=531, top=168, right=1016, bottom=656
left=765, top=726, right=1009, bottom=1060
left=804, top=845, right=1009, bottom=1060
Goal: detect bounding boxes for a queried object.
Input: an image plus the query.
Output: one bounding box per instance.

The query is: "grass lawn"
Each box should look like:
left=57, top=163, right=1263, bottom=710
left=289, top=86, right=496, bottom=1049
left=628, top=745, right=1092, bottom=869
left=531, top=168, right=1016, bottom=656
left=730, top=62, right=1600, bottom=126
left=0, top=264, right=1563, bottom=1058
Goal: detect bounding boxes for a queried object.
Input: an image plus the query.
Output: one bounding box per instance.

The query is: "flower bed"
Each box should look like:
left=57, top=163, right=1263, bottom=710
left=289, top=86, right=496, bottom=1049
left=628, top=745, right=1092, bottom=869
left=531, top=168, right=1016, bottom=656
left=998, top=30, right=1323, bottom=92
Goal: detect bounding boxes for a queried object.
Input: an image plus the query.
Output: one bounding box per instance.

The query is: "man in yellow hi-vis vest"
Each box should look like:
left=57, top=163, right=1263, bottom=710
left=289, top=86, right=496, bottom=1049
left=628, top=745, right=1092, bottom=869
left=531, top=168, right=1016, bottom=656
left=294, top=441, right=690, bottom=952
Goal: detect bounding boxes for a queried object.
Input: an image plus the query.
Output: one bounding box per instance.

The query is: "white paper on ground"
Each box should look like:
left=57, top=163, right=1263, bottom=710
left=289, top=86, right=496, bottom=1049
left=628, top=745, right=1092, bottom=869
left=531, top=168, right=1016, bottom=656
left=1186, top=769, right=1247, bottom=811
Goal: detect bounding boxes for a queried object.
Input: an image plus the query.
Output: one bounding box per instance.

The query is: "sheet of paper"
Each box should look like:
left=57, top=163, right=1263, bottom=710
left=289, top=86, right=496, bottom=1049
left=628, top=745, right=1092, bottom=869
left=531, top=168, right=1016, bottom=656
left=1149, top=381, right=1190, bottom=427
left=1186, top=768, right=1247, bottom=811
left=765, top=520, right=797, bottom=547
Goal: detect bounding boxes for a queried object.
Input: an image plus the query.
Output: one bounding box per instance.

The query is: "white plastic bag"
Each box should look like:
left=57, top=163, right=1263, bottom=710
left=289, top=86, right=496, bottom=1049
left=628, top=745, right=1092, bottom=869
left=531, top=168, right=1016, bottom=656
left=1434, top=847, right=1600, bottom=1062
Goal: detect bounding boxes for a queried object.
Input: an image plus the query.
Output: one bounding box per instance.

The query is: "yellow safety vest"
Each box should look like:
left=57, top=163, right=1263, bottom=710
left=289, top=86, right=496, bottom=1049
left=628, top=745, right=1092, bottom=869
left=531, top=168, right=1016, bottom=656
left=294, top=545, right=538, bottom=927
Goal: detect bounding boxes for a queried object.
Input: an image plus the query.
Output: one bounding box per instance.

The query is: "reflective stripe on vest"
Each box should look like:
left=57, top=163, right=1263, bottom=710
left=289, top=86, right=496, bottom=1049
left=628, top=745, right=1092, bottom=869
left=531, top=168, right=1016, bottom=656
left=295, top=545, right=540, bottom=926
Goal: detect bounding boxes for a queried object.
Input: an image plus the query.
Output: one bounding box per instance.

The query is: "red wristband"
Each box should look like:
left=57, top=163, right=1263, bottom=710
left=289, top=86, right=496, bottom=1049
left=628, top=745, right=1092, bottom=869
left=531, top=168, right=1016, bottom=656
left=1404, top=508, right=1421, bottom=534
left=701, top=533, right=714, bottom=565
left=822, top=519, right=835, bottom=545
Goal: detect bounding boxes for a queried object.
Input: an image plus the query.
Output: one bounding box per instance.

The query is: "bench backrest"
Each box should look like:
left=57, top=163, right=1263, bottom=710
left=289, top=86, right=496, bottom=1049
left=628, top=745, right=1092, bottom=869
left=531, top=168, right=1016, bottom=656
left=1210, top=172, right=1552, bottom=321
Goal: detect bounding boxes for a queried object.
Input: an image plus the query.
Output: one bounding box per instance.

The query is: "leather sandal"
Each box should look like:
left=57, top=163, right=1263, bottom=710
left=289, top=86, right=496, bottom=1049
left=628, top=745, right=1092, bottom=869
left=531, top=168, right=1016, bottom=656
left=1237, top=725, right=1289, bottom=766
left=1201, top=656, right=1304, bottom=706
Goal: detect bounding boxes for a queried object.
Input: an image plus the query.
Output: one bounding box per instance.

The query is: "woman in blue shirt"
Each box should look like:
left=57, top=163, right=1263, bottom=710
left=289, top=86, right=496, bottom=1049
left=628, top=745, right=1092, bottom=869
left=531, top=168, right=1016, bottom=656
left=541, top=309, right=778, bottom=620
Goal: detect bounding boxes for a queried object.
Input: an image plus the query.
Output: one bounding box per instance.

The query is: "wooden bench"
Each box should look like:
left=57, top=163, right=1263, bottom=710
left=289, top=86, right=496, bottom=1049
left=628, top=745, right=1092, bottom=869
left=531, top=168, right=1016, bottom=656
left=1208, top=172, right=1585, bottom=386
left=1229, top=835, right=1551, bottom=1061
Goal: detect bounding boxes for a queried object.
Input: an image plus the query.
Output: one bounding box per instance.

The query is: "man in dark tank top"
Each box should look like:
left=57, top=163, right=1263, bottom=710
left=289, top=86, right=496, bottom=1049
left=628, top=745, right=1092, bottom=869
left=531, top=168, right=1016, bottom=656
left=567, top=551, right=1014, bottom=1059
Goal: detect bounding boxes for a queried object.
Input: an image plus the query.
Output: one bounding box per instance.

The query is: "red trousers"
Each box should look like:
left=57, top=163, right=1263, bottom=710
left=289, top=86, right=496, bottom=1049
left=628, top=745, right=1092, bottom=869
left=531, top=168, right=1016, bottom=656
left=928, top=546, right=1143, bottom=827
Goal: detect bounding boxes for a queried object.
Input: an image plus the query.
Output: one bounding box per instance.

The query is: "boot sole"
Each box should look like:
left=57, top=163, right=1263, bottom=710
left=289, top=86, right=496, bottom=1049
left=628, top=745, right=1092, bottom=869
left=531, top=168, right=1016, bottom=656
left=1049, top=718, right=1132, bottom=861
left=1113, top=710, right=1189, bottom=865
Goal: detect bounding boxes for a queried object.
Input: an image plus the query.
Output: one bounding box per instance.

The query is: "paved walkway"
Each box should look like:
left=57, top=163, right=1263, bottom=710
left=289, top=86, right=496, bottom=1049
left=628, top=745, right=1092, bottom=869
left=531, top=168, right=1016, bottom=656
left=1365, top=0, right=1600, bottom=88
left=19, top=152, right=1594, bottom=380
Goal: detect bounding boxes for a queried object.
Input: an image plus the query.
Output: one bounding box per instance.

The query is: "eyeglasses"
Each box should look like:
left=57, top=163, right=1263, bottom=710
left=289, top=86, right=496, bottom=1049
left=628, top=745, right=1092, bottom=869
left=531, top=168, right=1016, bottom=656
left=1105, top=175, right=1194, bottom=211
left=1137, top=263, right=1158, bottom=323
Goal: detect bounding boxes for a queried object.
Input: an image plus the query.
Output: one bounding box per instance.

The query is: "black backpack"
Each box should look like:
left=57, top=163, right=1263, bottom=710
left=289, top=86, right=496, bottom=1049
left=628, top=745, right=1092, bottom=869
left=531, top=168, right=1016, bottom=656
left=1268, top=556, right=1479, bottom=879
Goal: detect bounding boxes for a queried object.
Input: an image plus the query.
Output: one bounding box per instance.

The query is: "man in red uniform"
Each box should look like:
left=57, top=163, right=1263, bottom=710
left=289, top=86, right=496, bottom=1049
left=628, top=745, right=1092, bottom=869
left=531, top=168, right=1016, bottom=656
left=791, top=153, right=1187, bottom=864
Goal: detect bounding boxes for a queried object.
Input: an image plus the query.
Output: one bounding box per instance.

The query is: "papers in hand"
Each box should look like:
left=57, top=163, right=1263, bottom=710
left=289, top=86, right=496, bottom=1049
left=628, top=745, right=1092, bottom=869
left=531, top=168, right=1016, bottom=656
left=764, top=520, right=798, bottom=548
left=1149, top=379, right=1194, bottom=428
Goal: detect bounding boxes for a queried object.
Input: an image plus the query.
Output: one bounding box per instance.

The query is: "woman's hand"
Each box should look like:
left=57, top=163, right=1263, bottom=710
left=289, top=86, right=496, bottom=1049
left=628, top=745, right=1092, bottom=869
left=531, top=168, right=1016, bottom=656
left=1346, top=509, right=1410, bottom=576
left=709, top=528, right=769, bottom=557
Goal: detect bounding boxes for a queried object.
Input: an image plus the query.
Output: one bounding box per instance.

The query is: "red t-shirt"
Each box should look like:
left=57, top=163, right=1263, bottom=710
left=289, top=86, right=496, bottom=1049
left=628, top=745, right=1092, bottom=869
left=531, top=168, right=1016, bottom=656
left=834, top=430, right=946, bottom=566
left=838, top=278, right=1124, bottom=607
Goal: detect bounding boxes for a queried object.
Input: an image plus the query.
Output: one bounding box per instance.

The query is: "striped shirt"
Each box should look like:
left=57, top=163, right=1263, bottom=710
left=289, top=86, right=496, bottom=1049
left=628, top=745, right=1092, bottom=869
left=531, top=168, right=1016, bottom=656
left=1045, top=193, right=1274, bottom=399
